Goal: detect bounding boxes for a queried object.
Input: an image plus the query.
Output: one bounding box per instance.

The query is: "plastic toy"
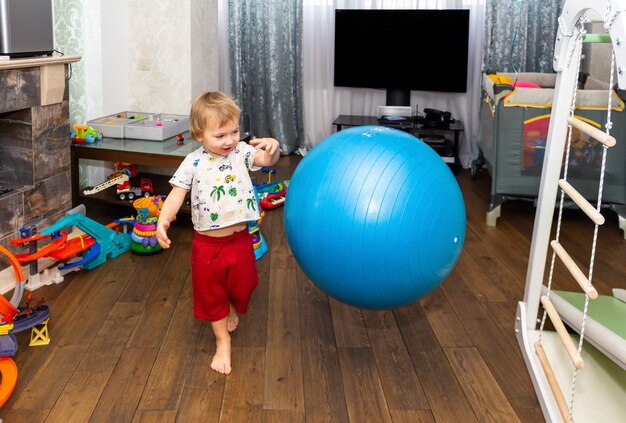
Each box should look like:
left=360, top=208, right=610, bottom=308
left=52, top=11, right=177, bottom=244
left=11, top=227, right=71, bottom=289
left=248, top=221, right=267, bottom=260
left=0, top=245, right=51, bottom=408
left=247, top=187, right=268, bottom=260
left=254, top=180, right=284, bottom=196
left=116, top=177, right=154, bottom=200
left=259, top=190, right=286, bottom=210
left=255, top=167, right=288, bottom=209
left=83, top=162, right=139, bottom=197
left=70, top=124, right=103, bottom=143
left=8, top=207, right=131, bottom=291
left=129, top=196, right=165, bottom=254
left=40, top=213, right=131, bottom=270
left=12, top=231, right=68, bottom=263
left=114, top=162, right=138, bottom=177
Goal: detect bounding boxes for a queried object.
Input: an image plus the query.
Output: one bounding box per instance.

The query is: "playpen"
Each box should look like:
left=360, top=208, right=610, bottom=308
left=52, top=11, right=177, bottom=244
left=478, top=71, right=626, bottom=236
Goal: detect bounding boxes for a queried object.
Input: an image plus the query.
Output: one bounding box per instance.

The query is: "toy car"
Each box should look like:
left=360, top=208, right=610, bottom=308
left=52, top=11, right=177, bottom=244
left=71, top=124, right=103, bottom=144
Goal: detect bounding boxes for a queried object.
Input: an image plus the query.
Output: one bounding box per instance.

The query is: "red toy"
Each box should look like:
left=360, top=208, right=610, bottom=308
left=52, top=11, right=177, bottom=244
left=260, top=191, right=286, bottom=210
left=116, top=178, right=154, bottom=201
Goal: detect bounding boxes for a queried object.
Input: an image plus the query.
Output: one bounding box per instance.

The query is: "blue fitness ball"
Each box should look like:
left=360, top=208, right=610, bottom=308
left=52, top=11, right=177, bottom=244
left=284, top=126, right=466, bottom=309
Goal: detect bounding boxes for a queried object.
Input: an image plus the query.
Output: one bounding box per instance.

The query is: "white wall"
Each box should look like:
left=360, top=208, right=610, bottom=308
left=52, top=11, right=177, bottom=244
left=80, top=1, right=219, bottom=185
left=85, top=0, right=218, bottom=118
left=100, top=0, right=129, bottom=116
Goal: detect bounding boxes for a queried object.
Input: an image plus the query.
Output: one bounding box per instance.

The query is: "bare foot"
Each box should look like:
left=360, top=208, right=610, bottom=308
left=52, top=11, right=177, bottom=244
left=227, top=305, right=239, bottom=333
left=211, top=339, right=232, bottom=375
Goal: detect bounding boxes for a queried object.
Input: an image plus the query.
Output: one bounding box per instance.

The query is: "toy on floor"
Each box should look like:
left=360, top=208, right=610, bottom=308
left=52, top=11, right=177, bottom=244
left=249, top=217, right=267, bottom=260
left=254, top=167, right=289, bottom=210
left=0, top=245, right=51, bottom=408
left=284, top=126, right=466, bottom=309
left=8, top=206, right=130, bottom=290
left=41, top=213, right=131, bottom=270
left=11, top=216, right=81, bottom=290
left=248, top=187, right=268, bottom=260
left=70, top=124, right=103, bottom=144
left=129, top=196, right=165, bottom=255
left=260, top=180, right=289, bottom=210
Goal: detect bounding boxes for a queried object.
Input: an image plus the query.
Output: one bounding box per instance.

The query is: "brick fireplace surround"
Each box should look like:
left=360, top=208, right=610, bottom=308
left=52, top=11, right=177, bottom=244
left=0, top=56, right=81, bottom=274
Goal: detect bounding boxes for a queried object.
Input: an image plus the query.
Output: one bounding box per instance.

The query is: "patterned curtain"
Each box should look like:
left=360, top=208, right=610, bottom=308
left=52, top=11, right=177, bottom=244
left=53, top=0, right=86, bottom=125
left=228, top=0, right=305, bottom=155
left=483, top=0, right=566, bottom=73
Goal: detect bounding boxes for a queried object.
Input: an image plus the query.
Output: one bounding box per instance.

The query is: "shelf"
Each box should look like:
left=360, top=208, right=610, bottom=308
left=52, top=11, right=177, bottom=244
left=332, top=114, right=463, bottom=173
left=71, top=131, right=254, bottom=210
left=78, top=172, right=191, bottom=214
left=71, top=132, right=199, bottom=210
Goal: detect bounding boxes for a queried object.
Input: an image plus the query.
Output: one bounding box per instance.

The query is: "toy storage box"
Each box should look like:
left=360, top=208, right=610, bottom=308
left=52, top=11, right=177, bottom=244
left=124, top=114, right=189, bottom=141
left=87, top=112, right=149, bottom=138
left=87, top=113, right=189, bottom=141
left=478, top=72, right=626, bottom=231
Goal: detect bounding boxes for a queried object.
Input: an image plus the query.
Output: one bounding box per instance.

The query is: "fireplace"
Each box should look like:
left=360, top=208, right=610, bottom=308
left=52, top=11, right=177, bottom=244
left=0, top=56, right=80, bottom=276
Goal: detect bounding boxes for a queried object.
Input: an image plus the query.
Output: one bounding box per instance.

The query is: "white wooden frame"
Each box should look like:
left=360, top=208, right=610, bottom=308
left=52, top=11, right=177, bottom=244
left=516, top=1, right=626, bottom=422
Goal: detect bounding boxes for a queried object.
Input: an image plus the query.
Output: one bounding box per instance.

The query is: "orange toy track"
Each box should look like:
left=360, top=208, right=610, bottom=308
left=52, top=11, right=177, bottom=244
left=0, top=295, right=17, bottom=323
left=0, top=356, right=17, bottom=407
left=0, top=245, right=24, bottom=284
left=9, top=233, right=52, bottom=245
left=0, top=244, right=22, bottom=407
left=47, top=221, right=119, bottom=260
left=47, top=235, right=96, bottom=260
left=12, top=232, right=68, bottom=263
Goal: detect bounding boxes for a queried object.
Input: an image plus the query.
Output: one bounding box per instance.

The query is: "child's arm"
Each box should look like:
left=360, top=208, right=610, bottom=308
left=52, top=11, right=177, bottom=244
left=156, top=186, right=188, bottom=249
left=250, top=138, right=280, bottom=167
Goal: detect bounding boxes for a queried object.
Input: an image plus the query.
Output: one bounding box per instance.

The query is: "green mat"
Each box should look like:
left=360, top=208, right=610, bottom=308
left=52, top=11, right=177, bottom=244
left=555, top=290, right=626, bottom=340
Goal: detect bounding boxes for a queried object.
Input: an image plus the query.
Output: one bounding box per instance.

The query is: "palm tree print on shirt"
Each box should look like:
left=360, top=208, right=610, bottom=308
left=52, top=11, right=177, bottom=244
left=246, top=197, right=256, bottom=211
left=211, top=185, right=225, bottom=201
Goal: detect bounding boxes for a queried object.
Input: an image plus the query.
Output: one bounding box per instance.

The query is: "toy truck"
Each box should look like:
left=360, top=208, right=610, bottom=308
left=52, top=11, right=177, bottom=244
left=116, top=178, right=153, bottom=200
left=71, top=124, right=103, bottom=143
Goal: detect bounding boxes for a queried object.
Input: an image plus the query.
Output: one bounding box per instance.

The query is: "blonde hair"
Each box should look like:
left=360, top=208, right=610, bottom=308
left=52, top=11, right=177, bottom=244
left=189, top=92, right=240, bottom=140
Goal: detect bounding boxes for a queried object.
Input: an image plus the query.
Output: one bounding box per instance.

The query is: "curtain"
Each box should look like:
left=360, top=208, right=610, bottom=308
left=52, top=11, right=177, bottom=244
left=228, top=1, right=305, bottom=155
left=302, top=0, right=486, bottom=168
left=483, top=0, right=565, bottom=73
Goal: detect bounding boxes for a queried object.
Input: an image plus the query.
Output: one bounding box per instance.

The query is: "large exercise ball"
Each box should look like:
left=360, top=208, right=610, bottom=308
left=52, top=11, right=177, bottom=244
left=284, top=125, right=465, bottom=309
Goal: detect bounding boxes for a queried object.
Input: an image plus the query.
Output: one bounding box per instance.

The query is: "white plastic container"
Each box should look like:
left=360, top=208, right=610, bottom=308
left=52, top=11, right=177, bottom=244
left=88, top=112, right=150, bottom=138
left=124, top=114, right=190, bottom=141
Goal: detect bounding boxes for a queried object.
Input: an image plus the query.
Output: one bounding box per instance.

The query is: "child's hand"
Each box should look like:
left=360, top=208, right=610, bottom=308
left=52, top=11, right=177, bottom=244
left=250, top=137, right=279, bottom=156
left=250, top=137, right=280, bottom=166
left=156, top=219, right=172, bottom=249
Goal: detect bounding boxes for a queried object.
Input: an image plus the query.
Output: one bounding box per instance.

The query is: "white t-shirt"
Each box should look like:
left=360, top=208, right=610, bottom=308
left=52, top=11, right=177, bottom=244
left=170, top=142, right=261, bottom=231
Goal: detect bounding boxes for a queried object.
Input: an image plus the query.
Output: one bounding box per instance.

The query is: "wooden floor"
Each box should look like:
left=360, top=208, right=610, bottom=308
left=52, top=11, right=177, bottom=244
left=2, top=154, right=624, bottom=422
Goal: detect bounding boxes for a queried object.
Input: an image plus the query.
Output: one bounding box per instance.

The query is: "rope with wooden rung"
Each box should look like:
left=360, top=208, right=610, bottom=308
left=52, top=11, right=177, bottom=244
left=536, top=10, right=619, bottom=421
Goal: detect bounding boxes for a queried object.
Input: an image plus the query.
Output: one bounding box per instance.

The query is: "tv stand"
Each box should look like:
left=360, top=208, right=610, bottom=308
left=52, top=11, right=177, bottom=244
left=332, top=114, right=463, bottom=173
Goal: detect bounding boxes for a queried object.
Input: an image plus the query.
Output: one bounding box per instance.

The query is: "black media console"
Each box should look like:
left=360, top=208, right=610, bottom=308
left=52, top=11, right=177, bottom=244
left=332, top=115, right=463, bottom=174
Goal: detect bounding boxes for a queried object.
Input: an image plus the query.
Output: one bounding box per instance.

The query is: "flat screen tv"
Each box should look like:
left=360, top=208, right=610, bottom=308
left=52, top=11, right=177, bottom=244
left=334, top=9, right=470, bottom=105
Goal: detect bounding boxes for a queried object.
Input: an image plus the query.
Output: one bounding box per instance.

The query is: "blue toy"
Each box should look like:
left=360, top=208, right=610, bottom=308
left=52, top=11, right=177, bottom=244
left=41, top=213, right=131, bottom=270
left=284, top=126, right=466, bottom=309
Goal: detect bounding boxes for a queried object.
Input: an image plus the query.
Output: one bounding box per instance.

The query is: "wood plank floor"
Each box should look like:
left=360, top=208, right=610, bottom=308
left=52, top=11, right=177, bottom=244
left=2, top=154, right=624, bottom=422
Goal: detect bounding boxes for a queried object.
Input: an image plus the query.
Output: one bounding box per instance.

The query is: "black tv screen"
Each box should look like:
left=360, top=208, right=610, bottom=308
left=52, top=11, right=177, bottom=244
left=334, top=9, right=470, bottom=97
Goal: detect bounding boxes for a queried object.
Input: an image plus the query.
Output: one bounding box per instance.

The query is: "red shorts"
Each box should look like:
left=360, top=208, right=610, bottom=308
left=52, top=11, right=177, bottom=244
left=191, top=229, right=258, bottom=322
